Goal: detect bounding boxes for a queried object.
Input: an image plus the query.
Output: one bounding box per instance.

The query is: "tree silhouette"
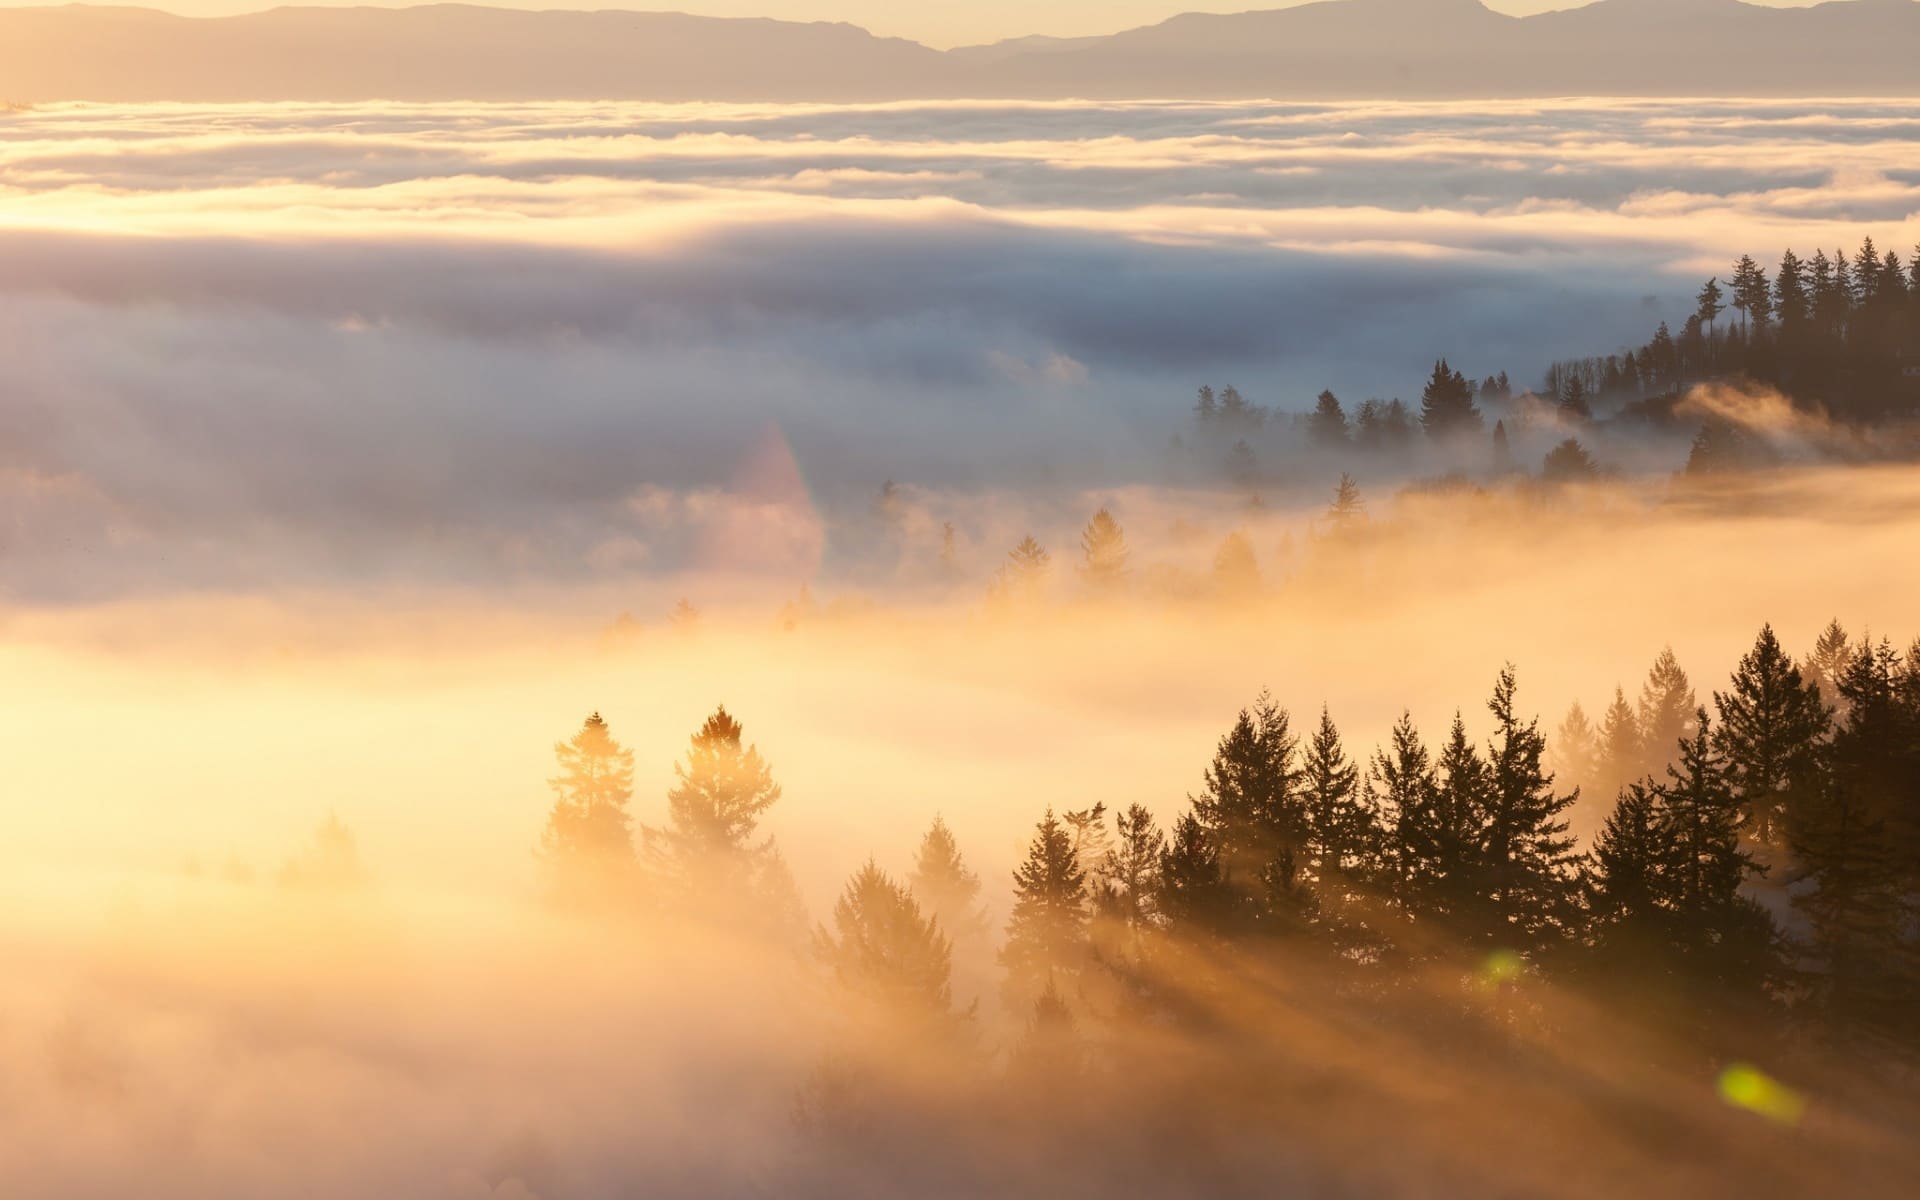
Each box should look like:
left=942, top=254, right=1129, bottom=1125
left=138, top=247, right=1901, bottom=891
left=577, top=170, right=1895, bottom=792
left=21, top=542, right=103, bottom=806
left=1190, top=693, right=1309, bottom=935
left=1637, top=648, right=1699, bottom=779
left=1712, top=625, right=1829, bottom=844
left=1323, top=473, right=1366, bottom=536
left=910, top=815, right=990, bottom=944
left=1418, top=358, right=1482, bottom=439
left=1001, top=809, right=1090, bottom=1007
left=1541, top=438, right=1598, bottom=481
left=645, top=706, right=783, bottom=910
left=816, top=860, right=963, bottom=1027
left=538, top=711, right=637, bottom=903
left=1476, top=667, right=1581, bottom=954
left=1078, top=507, right=1131, bottom=594
left=1309, top=390, right=1349, bottom=446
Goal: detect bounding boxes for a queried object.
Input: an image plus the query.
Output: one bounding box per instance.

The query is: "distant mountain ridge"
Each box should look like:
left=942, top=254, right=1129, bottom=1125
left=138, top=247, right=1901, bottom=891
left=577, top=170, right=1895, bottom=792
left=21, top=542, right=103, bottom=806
left=0, top=1, right=1917, bottom=101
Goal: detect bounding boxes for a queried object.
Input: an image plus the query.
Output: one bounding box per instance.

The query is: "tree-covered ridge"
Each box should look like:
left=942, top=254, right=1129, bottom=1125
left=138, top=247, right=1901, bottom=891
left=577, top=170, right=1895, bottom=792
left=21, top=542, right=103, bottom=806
left=542, top=620, right=1920, bottom=1077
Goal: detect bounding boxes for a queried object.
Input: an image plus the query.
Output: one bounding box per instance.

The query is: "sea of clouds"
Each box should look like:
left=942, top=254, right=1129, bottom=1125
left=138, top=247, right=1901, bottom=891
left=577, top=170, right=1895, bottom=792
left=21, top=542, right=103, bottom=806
left=2, top=96, right=1919, bottom=600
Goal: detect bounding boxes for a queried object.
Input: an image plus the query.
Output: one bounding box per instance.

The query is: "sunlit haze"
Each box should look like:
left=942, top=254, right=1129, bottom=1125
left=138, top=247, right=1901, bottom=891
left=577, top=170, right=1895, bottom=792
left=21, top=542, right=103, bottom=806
left=3, top=3, right=1919, bottom=1198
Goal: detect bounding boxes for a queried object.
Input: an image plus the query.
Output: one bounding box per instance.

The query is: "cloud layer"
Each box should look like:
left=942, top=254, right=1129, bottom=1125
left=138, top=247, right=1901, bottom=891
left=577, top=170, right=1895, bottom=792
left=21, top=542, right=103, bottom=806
left=2, top=97, right=1918, bottom=599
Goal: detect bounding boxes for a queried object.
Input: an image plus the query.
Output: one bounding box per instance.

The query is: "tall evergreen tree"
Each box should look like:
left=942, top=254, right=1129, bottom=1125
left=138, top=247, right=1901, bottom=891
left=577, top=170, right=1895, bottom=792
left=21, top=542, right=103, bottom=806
left=1660, top=713, right=1776, bottom=998
left=1637, top=647, right=1699, bottom=777
left=1596, top=686, right=1643, bottom=806
left=538, top=712, right=638, bottom=901
left=1001, top=809, right=1091, bottom=1006
left=1098, top=803, right=1166, bottom=935
left=1190, top=693, right=1309, bottom=934
left=645, top=707, right=783, bottom=906
left=1158, top=812, right=1233, bottom=936
left=1078, top=508, right=1130, bottom=594
left=1773, top=249, right=1808, bottom=330
left=816, top=861, right=962, bottom=1026
left=1802, top=618, right=1853, bottom=721
left=1550, top=701, right=1600, bottom=802
left=1585, top=782, right=1672, bottom=968
left=1712, top=624, right=1830, bottom=844
left=1419, top=358, right=1483, bottom=438
left=1695, top=277, right=1725, bottom=351
left=1309, top=389, right=1350, bottom=446
left=910, top=815, right=990, bottom=944
left=1300, top=707, right=1378, bottom=898
left=1193, top=384, right=1217, bottom=424
left=1477, top=667, right=1582, bottom=953
left=1324, top=474, right=1366, bottom=535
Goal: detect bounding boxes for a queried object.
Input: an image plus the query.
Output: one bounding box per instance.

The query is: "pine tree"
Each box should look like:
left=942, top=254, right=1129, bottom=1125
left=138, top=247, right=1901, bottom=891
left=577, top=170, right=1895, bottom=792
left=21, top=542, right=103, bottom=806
left=1585, top=782, right=1672, bottom=966
left=1712, top=624, right=1830, bottom=844
left=1190, top=693, right=1308, bottom=934
left=993, top=535, right=1051, bottom=606
left=1300, top=707, right=1380, bottom=910
left=1478, top=667, right=1581, bottom=953
left=1773, top=249, right=1808, bottom=330
left=645, top=706, right=782, bottom=906
left=1557, top=376, right=1592, bottom=422
left=1323, top=474, right=1366, bottom=535
left=1491, top=419, right=1513, bottom=474
left=1596, top=686, right=1642, bottom=805
left=1419, top=358, right=1483, bottom=439
left=1309, top=390, right=1349, bottom=446
left=1802, top=618, right=1853, bottom=722
left=1078, top=508, right=1130, bottom=593
left=1695, top=277, right=1725, bottom=352
left=538, top=712, right=638, bottom=902
left=1550, top=701, right=1600, bottom=801
left=1193, top=384, right=1217, bottom=424
left=1098, top=803, right=1166, bottom=935
left=1063, top=802, right=1115, bottom=896
left=1637, top=647, right=1699, bottom=778
left=1392, top=712, right=1487, bottom=935
left=1789, top=639, right=1915, bottom=1038
left=1002, top=810, right=1090, bottom=1006
left=1659, top=713, right=1776, bottom=999
left=1731, top=254, right=1772, bottom=335
left=816, top=861, right=960, bottom=1024
left=1541, top=437, right=1599, bottom=481
left=910, top=815, right=989, bottom=944
left=1158, top=812, right=1232, bottom=936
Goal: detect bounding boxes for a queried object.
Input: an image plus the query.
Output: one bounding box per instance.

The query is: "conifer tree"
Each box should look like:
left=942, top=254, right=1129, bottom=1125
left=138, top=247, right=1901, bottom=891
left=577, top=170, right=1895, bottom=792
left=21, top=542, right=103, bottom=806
left=1695, top=277, right=1725, bottom=350
left=1637, top=647, right=1699, bottom=777
left=1478, top=668, right=1581, bottom=953
left=1596, top=686, right=1642, bottom=805
left=645, top=706, right=783, bottom=906
left=1557, top=376, right=1592, bottom=422
left=1585, top=782, right=1672, bottom=969
left=1078, top=508, right=1130, bottom=593
left=538, top=712, right=638, bottom=902
left=1190, top=693, right=1308, bottom=933
left=816, top=861, right=961, bottom=1025
left=1098, top=803, right=1166, bottom=935
left=1194, top=384, right=1217, bottom=424
left=1158, top=812, right=1232, bottom=936
left=1323, top=474, right=1366, bottom=535
left=994, top=535, right=1052, bottom=606
left=1802, top=618, right=1853, bottom=721
left=1301, top=707, right=1377, bottom=894
left=910, top=815, right=990, bottom=944
left=1712, top=624, right=1830, bottom=844
left=1491, top=419, right=1513, bottom=474
left=1659, top=713, right=1776, bottom=998
left=1773, top=249, right=1808, bottom=330
left=1309, top=390, right=1350, bottom=446
left=1394, top=713, right=1487, bottom=934
left=1419, top=358, right=1483, bottom=438
left=1550, top=702, right=1600, bottom=801
left=1002, top=810, right=1090, bottom=1006
left=1541, top=438, right=1599, bottom=481
left=1063, top=802, right=1115, bottom=896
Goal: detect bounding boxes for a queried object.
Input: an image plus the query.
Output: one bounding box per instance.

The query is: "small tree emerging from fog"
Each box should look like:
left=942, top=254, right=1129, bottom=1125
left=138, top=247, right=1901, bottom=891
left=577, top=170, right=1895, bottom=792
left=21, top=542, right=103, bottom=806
left=816, top=860, right=961, bottom=1024
left=910, top=815, right=989, bottom=944
left=1540, top=438, right=1598, bottom=481
left=1079, top=508, right=1130, bottom=593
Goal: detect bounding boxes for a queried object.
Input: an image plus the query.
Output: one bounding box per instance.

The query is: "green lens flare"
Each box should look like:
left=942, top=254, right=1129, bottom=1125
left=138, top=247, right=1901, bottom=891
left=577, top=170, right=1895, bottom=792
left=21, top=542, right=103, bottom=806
left=1717, top=1063, right=1807, bottom=1126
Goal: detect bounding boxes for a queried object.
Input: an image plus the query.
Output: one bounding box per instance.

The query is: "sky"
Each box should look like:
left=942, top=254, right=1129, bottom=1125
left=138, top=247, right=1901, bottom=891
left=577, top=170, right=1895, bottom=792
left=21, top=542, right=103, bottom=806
left=0, top=0, right=1832, bottom=48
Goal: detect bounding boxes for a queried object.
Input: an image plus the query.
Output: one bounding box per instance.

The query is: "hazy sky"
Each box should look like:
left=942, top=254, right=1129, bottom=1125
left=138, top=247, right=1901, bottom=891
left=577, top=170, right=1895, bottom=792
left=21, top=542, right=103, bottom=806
left=0, top=0, right=1830, bottom=48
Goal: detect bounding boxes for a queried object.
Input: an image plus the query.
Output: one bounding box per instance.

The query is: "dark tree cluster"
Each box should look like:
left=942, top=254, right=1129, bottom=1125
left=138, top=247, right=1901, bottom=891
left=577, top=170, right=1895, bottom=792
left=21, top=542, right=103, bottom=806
left=1549, top=238, right=1920, bottom=426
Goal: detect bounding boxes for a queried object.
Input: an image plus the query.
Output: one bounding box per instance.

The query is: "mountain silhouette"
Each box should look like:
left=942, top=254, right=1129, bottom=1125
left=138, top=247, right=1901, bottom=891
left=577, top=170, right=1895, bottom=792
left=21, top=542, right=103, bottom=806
left=0, top=1, right=1916, bottom=102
